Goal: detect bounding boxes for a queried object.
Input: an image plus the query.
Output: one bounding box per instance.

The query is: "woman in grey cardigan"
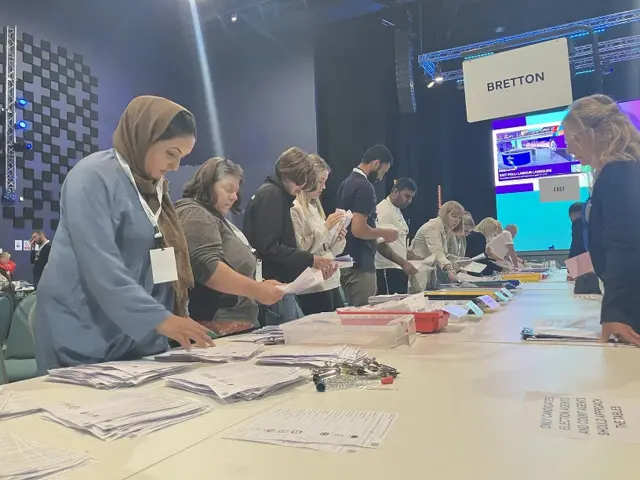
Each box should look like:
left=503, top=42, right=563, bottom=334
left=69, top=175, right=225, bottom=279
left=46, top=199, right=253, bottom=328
left=175, top=158, right=284, bottom=336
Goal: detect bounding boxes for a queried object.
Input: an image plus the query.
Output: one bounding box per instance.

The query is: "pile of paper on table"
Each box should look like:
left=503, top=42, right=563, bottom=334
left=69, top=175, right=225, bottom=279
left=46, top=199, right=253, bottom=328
left=46, top=361, right=190, bottom=389
left=153, top=343, right=262, bottom=363
left=0, top=388, right=41, bottom=421
left=0, top=431, right=92, bottom=479
left=43, top=391, right=212, bottom=441
left=223, top=407, right=399, bottom=453
left=256, top=345, right=365, bottom=367
left=166, top=363, right=306, bottom=402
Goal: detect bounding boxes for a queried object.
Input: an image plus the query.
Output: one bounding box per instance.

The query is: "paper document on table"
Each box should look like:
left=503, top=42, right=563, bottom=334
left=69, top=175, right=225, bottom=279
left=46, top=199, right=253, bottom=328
left=0, top=388, right=41, bottom=421
left=565, top=252, right=595, bottom=279
left=154, top=343, right=262, bottom=363
left=0, top=431, right=92, bottom=479
left=523, top=392, right=640, bottom=444
left=166, top=364, right=306, bottom=402
left=43, top=391, right=212, bottom=441
left=257, top=345, right=365, bottom=367
left=461, top=261, right=486, bottom=274
left=276, top=267, right=324, bottom=295
left=224, top=407, right=399, bottom=452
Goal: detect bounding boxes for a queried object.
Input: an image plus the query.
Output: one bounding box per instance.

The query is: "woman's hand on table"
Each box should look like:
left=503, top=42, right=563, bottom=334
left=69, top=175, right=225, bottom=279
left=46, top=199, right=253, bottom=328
left=254, top=281, right=286, bottom=305
left=157, top=315, right=215, bottom=350
left=600, top=322, right=640, bottom=346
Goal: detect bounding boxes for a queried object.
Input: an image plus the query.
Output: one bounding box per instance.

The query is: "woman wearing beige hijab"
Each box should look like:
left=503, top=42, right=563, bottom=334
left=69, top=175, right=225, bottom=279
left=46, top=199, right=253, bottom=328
left=35, top=96, right=213, bottom=372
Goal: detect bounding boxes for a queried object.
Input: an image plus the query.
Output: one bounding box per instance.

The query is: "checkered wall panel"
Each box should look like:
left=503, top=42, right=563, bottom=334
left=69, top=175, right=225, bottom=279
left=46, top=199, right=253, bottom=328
left=0, top=29, right=99, bottom=231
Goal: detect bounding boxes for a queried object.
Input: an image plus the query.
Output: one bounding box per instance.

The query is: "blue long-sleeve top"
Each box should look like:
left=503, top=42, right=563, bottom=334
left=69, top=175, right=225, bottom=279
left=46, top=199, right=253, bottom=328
left=35, top=149, right=172, bottom=372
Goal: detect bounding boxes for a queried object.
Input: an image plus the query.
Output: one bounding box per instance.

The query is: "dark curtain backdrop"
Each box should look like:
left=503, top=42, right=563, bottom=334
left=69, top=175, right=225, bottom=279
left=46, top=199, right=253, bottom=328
left=315, top=12, right=496, bottom=234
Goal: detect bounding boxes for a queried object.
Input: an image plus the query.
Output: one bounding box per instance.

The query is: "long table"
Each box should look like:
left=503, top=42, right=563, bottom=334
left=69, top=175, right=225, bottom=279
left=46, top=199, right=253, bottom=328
left=1, top=278, right=637, bottom=480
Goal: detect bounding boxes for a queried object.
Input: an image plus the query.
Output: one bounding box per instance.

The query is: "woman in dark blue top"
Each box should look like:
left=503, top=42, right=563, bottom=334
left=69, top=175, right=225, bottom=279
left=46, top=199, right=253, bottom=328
left=563, top=94, right=640, bottom=345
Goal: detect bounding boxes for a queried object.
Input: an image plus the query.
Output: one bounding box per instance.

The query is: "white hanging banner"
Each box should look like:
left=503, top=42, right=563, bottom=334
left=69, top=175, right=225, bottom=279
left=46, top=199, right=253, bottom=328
left=463, top=38, right=573, bottom=123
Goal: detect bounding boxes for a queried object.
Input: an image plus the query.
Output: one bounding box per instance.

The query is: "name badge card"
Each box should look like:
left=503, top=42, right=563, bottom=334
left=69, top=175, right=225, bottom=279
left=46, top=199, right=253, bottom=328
left=495, top=291, right=510, bottom=302
left=466, top=301, right=484, bottom=317
left=479, top=295, right=501, bottom=310
left=150, top=247, right=178, bottom=284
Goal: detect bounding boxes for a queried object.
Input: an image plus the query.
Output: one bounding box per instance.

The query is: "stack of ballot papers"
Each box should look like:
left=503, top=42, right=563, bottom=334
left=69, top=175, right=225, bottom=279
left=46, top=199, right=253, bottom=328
left=153, top=343, right=262, bottom=363
left=276, top=267, right=324, bottom=295
left=327, top=209, right=353, bottom=246
left=256, top=345, right=365, bottom=367
left=223, top=408, right=399, bottom=453
left=231, top=325, right=285, bottom=345
left=42, top=392, right=212, bottom=441
left=46, top=361, right=190, bottom=389
left=0, top=388, right=41, bottom=421
left=166, top=364, right=306, bottom=402
left=0, top=431, right=92, bottom=479
left=333, top=254, right=354, bottom=269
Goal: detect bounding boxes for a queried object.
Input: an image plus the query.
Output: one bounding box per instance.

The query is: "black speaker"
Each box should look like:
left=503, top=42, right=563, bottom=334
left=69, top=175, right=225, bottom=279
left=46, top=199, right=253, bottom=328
left=395, top=29, right=416, bottom=114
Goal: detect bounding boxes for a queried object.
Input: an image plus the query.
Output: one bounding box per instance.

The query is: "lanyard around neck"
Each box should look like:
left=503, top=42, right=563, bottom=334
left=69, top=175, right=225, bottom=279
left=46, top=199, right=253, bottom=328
left=116, top=150, right=164, bottom=242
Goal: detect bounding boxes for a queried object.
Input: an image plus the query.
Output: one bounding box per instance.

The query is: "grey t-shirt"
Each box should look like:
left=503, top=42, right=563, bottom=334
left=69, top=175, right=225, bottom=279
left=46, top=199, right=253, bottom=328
left=175, top=198, right=259, bottom=324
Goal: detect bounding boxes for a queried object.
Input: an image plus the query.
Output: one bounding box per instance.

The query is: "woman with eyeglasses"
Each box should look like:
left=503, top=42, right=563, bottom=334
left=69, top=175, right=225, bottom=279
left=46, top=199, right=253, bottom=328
left=563, top=94, right=640, bottom=346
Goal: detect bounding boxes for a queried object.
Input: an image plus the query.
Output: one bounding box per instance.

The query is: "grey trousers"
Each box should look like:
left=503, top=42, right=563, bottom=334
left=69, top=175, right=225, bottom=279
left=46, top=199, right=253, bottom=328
left=341, top=268, right=377, bottom=307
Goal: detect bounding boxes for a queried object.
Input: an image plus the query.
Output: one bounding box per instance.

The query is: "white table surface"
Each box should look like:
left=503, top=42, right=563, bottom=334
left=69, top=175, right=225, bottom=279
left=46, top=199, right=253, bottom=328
left=2, top=277, right=637, bottom=480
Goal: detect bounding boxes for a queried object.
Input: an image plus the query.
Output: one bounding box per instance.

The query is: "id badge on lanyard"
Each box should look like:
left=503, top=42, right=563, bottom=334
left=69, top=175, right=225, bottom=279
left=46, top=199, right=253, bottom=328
left=116, top=151, right=178, bottom=284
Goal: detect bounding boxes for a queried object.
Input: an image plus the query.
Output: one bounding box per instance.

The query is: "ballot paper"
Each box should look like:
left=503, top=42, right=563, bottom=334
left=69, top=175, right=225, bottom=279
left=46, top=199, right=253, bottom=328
left=523, top=392, right=640, bottom=444
left=256, top=345, right=365, bottom=367
left=0, top=431, right=92, bottom=479
left=153, top=343, right=262, bottom=363
left=327, top=209, right=353, bottom=246
left=43, top=392, right=212, bottom=441
left=46, top=360, right=190, bottom=389
left=230, top=325, right=285, bottom=345
left=565, top=252, right=595, bottom=278
left=333, top=254, right=354, bottom=269
left=166, top=364, right=306, bottom=402
left=276, top=267, right=324, bottom=295
left=224, top=408, right=399, bottom=452
left=460, top=261, right=487, bottom=274
left=0, top=389, right=41, bottom=421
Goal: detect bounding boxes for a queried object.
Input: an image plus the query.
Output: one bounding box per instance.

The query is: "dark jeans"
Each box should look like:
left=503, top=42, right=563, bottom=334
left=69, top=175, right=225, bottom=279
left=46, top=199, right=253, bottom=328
left=376, top=269, right=408, bottom=295
left=296, top=288, right=343, bottom=316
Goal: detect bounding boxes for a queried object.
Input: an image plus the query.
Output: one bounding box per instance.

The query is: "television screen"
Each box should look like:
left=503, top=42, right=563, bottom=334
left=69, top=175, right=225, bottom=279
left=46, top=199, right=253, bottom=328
left=492, top=99, right=640, bottom=251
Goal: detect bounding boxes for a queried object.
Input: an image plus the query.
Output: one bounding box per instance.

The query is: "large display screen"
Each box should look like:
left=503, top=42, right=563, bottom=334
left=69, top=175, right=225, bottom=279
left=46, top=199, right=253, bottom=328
left=493, top=99, right=640, bottom=251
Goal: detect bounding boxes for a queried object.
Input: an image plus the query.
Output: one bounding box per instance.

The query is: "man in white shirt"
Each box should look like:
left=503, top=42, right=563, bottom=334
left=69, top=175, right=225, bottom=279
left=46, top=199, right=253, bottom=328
left=375, top=177, right=417, bottom=294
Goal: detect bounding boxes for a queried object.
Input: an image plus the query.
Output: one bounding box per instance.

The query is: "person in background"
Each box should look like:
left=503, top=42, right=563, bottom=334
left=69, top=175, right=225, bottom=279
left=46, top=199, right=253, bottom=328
left=563, top=94, right=640, bottom=343
left=176, top=158, right=285, bottom=336
left=0, top=252, right=16, bottom=278
left=291, top=155, right=346, bottom=315
left=336, top=145, right=414, bottom=307
left=567, top=201, right=601, bottom=294
left=465, top=217, right=501, bottom=259
left=450, top=211, right=475, bottom=259
left=375, top=177, right=417, bottom=295
left=35, top=96, right=214, bottom=372
left=30, top=230, right=51, bottom=288
left=487, top=223, right=519, bottom=267
left=408, top=200, right=465, bottom=292
left=244, top=147, right=335, bottom=324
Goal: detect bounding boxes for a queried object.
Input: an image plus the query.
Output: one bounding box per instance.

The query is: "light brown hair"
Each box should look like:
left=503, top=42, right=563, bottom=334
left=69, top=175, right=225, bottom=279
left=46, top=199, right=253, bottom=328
left=296, top=154, right=330, bottom=218
left=275, top=147, right=317, bottom=192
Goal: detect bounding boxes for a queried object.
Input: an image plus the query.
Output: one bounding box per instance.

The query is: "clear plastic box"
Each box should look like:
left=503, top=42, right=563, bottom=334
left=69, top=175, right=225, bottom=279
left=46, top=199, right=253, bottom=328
left=281, top=313, right=416, bottom=349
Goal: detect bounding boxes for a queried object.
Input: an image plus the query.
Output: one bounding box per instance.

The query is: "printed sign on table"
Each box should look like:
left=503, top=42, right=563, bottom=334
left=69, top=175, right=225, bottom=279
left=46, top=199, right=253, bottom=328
left=14, top=240, right=22, bottom=252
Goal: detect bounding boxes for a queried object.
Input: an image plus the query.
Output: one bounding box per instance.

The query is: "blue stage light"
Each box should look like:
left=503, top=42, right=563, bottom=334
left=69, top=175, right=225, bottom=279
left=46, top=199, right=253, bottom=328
left=16, top=120, right=28, bottom=129
left=17, top=98, right=28, bottom=107
left=26, top=142, right=32, bottom=150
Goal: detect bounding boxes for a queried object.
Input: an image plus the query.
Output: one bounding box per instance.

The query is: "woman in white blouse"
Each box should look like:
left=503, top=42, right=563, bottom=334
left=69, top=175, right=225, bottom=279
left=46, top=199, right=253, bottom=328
left=408, top=200, right=465, bottom=292
left=291, top=155, right=347, bottom=314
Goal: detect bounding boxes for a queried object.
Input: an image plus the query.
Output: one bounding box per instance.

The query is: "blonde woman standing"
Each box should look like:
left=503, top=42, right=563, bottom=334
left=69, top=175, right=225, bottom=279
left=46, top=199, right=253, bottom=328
left=465, top=217, right=502, bottom=259
left=408, top=200, right=465, bottom=292
left=563, top=94, right=640, bottom=345
left=291, top=155, right=346, bottom=315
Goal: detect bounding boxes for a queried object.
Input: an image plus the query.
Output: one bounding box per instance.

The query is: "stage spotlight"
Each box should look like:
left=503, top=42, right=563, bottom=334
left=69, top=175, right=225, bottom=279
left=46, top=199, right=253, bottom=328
left=13, top=139, right=32, bottom=152
left=434, top=75, right=444, bottom=84
left=427, top=81, right=435, bottom=89
left=16, top=120, right=28, bottom=130
left=434, top=64, right=444, bottom=84
left=16, top=98, right=28, bottom=107
left=231, top=12, right=238, bottom=23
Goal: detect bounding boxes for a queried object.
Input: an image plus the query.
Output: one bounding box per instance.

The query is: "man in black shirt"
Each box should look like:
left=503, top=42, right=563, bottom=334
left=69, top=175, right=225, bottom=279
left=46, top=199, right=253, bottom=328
left=336, top=145, right=417, bottom=306
left=30, top=230, right=51, bottom=288
left=244, top=147, right=334, bottom=323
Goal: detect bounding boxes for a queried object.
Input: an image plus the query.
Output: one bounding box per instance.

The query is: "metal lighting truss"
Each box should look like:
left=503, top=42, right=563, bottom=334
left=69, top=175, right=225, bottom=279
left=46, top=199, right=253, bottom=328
left=3, top=25, right=17, bottom=199
left=440, top=34, right=640, bottom=82
left=418, top=9, right=640, bottom=81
